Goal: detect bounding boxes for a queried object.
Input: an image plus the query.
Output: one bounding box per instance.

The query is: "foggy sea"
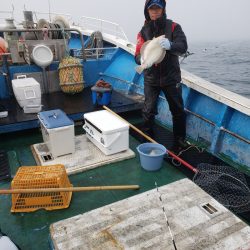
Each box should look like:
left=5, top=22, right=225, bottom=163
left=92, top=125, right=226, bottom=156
left=181, top=40, right=250, bottom=99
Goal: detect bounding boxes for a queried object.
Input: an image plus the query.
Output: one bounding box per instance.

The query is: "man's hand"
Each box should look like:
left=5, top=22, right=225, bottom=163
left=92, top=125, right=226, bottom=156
left=159, top=38, right=171, bottom=50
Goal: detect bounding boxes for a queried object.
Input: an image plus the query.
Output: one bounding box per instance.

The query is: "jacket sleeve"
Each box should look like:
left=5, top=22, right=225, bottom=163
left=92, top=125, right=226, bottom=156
left=134, top=32, right=145, bottom=65
left=170, top=23, right=188, bottom=56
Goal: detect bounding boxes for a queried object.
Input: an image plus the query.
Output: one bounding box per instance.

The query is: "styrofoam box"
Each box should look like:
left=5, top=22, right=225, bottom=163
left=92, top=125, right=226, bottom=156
left=38, top=109, right=75, bottom=158
left=12, top=76, right=41, bottom=108
left=83, top=110, right=129, bottom=155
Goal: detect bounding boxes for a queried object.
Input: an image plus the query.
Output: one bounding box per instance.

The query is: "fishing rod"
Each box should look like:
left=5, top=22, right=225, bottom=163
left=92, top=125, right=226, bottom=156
left=180, top=51, right=194, bottom=64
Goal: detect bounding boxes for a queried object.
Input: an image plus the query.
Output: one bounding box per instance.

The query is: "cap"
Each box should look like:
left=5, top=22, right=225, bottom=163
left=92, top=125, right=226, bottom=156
left=147, top=0, right=164, bottom=9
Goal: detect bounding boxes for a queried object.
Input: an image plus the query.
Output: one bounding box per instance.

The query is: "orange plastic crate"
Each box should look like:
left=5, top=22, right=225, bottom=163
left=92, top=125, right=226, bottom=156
left=11, top=164, right=72, bottom=212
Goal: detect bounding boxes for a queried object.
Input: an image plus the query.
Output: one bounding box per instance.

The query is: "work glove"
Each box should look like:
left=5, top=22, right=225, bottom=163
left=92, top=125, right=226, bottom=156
left=159, top=38, right=171, bottom=50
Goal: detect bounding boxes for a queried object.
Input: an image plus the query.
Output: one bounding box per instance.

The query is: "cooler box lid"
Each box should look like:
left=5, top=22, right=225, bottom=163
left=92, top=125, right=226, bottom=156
left=38, top=109, right=73, bottom=129
left=84, top=110, right=129, bottom=134
left=12, top=77, right=40, bottom=88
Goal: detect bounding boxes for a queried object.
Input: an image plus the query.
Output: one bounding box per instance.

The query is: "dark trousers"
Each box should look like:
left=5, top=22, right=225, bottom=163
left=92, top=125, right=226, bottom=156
left=142, top=83, right=186, bottom=139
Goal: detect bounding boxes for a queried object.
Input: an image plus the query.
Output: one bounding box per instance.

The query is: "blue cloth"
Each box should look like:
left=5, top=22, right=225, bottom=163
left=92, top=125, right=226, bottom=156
left=159, top=38, right=171, bottom=50
left=147, top=0, right=164, bottom=9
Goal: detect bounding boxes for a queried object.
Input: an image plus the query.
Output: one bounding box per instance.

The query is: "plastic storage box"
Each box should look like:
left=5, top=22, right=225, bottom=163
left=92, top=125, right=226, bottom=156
left=11, top=75, right=42, bottom=113
left=91, top=85, right=112, bottom=106
left=83, top=110, right=129, bottom=155
left=38, top=109, right=75, bottom=158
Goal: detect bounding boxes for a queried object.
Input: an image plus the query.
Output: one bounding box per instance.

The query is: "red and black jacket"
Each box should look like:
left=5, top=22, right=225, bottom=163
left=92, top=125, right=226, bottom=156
left=135, top=0, right=188, bottom=86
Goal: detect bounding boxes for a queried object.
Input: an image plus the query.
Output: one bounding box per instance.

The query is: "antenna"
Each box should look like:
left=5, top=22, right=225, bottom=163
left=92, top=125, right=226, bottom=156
left=48, top=0, right=51, bottom=22
left=11, top=4, right=14, bottom=19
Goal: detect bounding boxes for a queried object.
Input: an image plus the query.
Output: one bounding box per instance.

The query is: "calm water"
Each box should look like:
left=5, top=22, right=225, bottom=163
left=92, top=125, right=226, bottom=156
left=181, top=40, right=250, bottom=98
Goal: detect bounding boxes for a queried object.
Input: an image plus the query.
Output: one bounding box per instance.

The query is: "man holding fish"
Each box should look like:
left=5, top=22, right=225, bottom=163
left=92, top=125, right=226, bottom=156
left=135, top=0, right=189, bottom=152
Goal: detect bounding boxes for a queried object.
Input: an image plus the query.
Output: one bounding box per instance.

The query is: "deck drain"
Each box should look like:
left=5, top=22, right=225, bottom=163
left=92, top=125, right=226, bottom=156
left=202, top=203, right=218, bottom=215
left=41, top=153, right=53, bottom=162
left=0, top=150, right=11, bottom=181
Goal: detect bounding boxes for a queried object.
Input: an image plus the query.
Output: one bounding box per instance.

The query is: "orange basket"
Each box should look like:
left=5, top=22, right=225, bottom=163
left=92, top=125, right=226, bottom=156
left=11, top=165, right=72, bottom=213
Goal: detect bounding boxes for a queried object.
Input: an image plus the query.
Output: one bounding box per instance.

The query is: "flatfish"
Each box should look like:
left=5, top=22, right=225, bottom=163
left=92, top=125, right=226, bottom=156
left=135, top=35, right=166, bottom=74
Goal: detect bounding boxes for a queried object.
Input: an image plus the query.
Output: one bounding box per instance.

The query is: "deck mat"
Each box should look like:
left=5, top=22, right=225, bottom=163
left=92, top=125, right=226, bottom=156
left=50, top=178, right=250, bottom=250
left=31, top=134, right=135, bottom=175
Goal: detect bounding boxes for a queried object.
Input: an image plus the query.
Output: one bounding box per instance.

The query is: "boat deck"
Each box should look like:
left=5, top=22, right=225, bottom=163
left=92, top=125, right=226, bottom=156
left=0, top=125, right=186, bottom=249
left=0, top=91, right=249, bottom=249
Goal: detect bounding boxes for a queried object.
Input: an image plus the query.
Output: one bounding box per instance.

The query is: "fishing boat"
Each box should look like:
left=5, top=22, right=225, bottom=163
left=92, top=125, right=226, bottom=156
left=0, top=10, right=250, bottom=250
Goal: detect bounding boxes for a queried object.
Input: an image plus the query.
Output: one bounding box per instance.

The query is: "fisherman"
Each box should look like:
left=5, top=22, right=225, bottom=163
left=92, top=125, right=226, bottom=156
left=135, top=0, right=189, bottom=152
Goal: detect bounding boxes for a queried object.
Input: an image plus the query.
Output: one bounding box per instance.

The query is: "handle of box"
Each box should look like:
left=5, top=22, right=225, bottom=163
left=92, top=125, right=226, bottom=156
left=24, top=89, right=36, bottom=99
left=83, top=124, right=90, bottom=135
left=105, top=132, right=121, bottom=148
left=17, top=75, right=27, bottom=79
left=83, top=124, right=88, bottom=131
left=24, top=104, right=42, bottom=108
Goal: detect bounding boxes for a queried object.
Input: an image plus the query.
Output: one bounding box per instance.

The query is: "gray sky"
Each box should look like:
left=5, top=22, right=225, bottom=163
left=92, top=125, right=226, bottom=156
left=3, top=0, right=250, bottom=43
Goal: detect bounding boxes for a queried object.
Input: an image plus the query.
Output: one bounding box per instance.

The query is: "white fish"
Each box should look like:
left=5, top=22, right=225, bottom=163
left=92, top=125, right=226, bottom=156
left=135, top=35, right=166, bottom=74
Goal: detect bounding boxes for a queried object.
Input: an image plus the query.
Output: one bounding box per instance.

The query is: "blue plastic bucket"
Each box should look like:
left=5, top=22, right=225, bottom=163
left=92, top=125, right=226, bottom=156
left=91, top=86, right=112, bottom=106
left=136, top=143, right=166, bottom=171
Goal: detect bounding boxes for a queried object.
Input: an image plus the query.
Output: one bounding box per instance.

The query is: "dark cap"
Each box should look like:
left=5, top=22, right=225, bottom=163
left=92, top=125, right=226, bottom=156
left=147, top=0, right=164, bottom=9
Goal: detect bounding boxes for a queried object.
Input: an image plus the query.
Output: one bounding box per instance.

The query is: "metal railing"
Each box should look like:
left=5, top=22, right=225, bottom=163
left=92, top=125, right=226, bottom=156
left=80, top=16, right=128, bottom=41
left=71, top=47, right=117, bottom=60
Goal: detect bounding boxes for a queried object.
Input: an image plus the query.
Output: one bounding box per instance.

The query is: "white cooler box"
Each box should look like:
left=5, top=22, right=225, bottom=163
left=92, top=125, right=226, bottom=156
left=83, top=110, right=129, bottom=155
left=38, top=109, right=75, bottom=158
left=12, top=75, right=42, bottom=113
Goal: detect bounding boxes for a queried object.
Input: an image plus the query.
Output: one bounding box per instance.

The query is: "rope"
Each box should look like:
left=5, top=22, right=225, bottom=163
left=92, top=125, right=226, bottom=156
left=166, top=143, right=205, bottom=167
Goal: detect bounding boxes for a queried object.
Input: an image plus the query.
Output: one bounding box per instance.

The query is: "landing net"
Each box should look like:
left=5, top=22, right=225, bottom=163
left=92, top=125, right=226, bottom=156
left=194, top=163, right=250, bottom=213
